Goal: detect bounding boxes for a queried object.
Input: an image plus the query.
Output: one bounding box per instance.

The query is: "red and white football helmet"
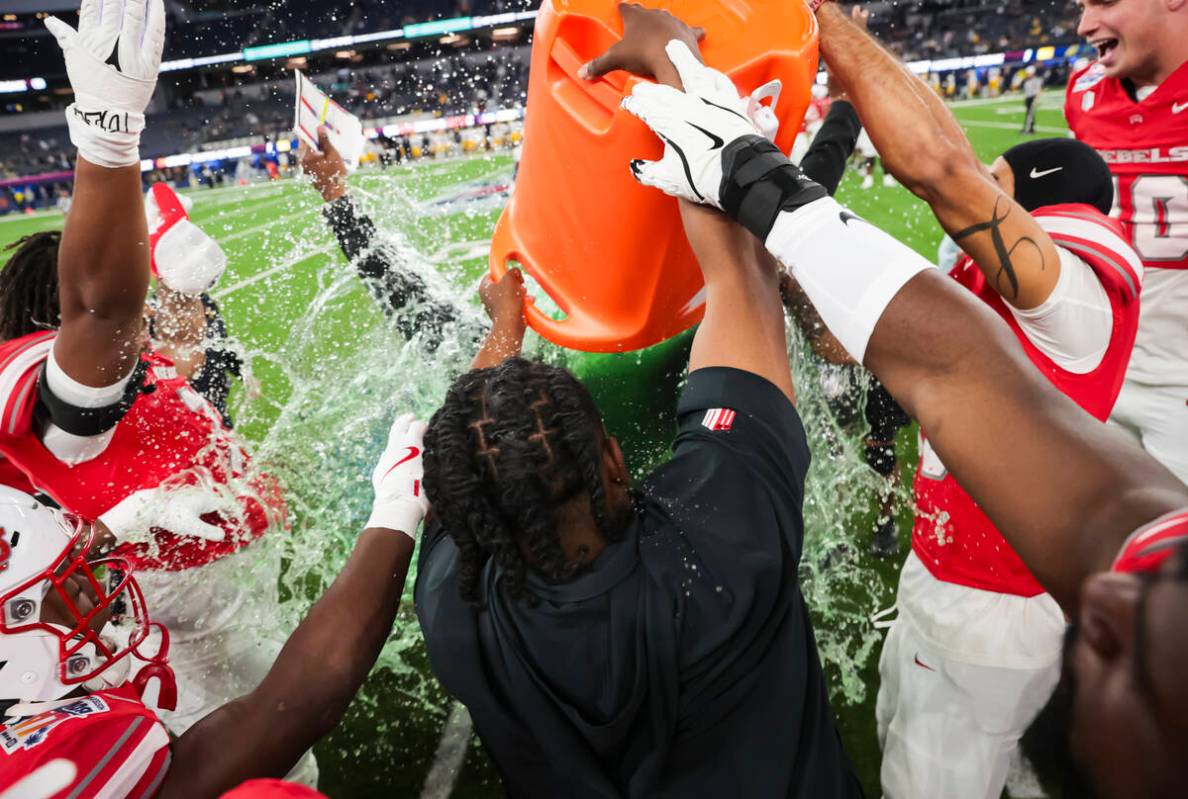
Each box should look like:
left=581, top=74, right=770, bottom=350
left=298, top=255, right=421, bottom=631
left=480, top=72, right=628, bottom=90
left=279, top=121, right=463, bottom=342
left=0, top=486, right=174, bottom=706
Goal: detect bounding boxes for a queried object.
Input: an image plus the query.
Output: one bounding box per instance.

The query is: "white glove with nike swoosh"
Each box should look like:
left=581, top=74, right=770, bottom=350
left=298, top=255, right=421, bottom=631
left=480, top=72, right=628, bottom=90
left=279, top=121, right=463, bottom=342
left=366, top=412, right=430, bottom=538
left=622, top=40, right=828, bottom=242
left=621, top=40, right=759, bottom=208
left=45, top=0, right=166, bottom=168
left=99, top=483, right=230, bottom=543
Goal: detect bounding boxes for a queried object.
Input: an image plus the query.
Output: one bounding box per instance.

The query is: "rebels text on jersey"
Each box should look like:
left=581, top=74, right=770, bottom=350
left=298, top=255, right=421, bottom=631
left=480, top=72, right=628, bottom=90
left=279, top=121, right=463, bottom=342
left=0, top=684, right=170, bottom=799
left=1065, top=59, right=1188, bottom=384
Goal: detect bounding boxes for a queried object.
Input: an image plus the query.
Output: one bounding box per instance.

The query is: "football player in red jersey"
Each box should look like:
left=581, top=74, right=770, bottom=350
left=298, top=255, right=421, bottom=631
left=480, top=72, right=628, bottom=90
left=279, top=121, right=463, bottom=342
left=0, top=0, right=312, bottom=779
left=584, top=4, right=1188, bottom=797
left=0, top=407, right=428, bottom=799
left=1065, top=0, right=1188, bottom=484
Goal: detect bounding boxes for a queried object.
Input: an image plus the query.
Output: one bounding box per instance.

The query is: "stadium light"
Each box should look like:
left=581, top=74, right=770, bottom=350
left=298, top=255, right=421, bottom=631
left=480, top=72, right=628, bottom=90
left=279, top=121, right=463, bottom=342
left=244, top=40, right=312, bottom=62
left=403, top=17, right=473, bottom=38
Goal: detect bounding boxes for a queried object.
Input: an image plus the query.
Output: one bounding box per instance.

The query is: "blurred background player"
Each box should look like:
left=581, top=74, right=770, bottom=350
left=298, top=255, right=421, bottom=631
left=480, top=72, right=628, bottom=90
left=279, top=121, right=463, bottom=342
left=855, top=129, right=895, bottom=189
left=1021, top=67, right=1044, bottom=133
left=790, top=82, right=831, bottom=165
left=0, top=405, right=427, bottom=798
left=1065, top=0, right=1188, bottom=486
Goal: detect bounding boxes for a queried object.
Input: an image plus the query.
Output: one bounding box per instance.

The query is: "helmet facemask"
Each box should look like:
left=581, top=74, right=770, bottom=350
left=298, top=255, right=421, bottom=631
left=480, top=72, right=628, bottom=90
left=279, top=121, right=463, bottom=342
left=0, top=508, right=171, bottom=704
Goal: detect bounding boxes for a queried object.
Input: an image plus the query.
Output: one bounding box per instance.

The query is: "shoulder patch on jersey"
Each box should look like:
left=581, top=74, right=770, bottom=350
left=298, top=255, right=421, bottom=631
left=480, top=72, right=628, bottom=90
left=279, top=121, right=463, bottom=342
left=701, top=408, right=736, bottom=431
left=1082, top=90, right=1095, bottom=112
left=1073, top=64, right=1106, bottom=93
left=1, top=695, right=111, bottom=753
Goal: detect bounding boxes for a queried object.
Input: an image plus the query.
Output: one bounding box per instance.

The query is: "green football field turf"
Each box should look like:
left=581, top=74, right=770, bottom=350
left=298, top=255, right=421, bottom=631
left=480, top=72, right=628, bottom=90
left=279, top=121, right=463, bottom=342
left=0, top=91, right=1070, bottom=797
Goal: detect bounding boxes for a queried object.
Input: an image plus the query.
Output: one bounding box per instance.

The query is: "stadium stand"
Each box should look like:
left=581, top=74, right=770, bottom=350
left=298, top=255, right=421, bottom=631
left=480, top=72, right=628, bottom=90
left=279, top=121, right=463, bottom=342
left=1, top=0, right=1081, bottom=212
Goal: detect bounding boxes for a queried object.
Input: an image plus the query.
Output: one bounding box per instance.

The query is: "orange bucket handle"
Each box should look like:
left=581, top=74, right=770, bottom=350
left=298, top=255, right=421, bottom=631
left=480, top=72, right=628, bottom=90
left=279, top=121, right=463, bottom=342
left=489, top=212, right=576, bottom=348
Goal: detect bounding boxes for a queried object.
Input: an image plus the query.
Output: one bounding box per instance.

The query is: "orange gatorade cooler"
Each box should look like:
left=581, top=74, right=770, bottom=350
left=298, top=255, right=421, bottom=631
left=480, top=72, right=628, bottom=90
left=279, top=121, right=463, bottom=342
left=490, top=0, right=818, bottom=352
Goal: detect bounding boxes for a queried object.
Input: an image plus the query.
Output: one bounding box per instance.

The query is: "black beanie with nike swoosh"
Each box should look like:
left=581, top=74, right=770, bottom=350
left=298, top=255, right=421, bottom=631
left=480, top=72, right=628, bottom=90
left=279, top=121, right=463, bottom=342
left=1001, top=138, right=1114, bottom=215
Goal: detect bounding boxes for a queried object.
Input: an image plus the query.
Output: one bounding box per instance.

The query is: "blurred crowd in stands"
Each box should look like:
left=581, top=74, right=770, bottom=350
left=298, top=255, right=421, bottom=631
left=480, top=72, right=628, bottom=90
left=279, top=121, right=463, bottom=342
left=869, top=0, right=1080, bottom=62
left=1, top=0, right=1083, bottom=214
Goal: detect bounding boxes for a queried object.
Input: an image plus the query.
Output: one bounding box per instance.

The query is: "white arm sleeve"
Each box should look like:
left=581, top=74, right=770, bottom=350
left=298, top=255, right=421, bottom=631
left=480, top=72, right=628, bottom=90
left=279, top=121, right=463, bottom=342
left=40, top=348, right=136, bottom=465
left=764, top=197, right=932, bottom=363
left=1005, top=246, right=1112, bottom=374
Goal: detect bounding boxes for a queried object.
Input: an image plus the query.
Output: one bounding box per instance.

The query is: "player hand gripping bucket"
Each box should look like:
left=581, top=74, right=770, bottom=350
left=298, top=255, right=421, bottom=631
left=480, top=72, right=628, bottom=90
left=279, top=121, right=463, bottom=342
left=490, top=0, right=818, bottom=352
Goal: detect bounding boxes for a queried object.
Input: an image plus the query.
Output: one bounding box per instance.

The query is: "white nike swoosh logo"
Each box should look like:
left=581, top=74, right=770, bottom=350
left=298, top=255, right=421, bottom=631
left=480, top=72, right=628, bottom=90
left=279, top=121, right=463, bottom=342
left=1173, top=101, right=1188, bottom=114
left=1030, top=166, right=1063, bottom=178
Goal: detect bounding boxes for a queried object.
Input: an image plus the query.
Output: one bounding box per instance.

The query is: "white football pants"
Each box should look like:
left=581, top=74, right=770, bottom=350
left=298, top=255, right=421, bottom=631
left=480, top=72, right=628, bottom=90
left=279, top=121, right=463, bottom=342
left=1109, top=377, right=1188, bottom=487
left=875, top=552, right=1065, bottom=799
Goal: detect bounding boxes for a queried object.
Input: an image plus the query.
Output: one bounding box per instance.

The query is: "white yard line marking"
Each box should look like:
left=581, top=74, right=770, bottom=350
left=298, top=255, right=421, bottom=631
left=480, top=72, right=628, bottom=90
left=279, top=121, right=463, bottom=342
left=419, top=702, right=474, bottom=799
left=949, top=88, right=1065, bottom=108
left=212, top=205, right=322, bottom=246
left=212, top=243, right=335, bottom=297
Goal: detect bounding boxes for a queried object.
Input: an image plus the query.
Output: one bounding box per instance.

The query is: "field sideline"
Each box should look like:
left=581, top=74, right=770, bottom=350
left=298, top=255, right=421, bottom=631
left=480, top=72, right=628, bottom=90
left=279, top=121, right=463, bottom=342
left=0, top=91, right=1070, bottom=797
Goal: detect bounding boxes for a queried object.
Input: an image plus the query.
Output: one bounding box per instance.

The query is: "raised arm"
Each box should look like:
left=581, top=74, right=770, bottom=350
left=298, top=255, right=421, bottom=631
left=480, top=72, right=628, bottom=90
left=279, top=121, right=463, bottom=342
left=816, top=4, right=1061, bottom=310
left=159, top=413, right=428, bottom=797
left=46, top=0, right=165, bottom=385
left=682, top=205, right=795, bottom=402
left=470, top=269, right=527, bottom=369
left=611, top=36, right=1188, bottom=612
left=301, top=131, right=462, bottom=341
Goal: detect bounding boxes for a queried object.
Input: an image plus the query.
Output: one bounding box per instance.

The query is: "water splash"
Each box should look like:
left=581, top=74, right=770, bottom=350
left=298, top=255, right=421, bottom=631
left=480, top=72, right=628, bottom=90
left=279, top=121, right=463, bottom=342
left=214, top=153, right=899, bottom=722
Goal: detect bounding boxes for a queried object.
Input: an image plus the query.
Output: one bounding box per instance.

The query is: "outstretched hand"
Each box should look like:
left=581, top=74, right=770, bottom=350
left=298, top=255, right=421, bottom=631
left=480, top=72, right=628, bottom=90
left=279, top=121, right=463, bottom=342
left=620, top=40, right=759, bottom=209
left=45, top=0, right=166, bottom=167
left=300, top=128, right=349, bottom=203
left=581, top=2, right=704, bottom=89
left=99, top=484, right=232, bottom=543
left=471, top=269, right=527, bottom=369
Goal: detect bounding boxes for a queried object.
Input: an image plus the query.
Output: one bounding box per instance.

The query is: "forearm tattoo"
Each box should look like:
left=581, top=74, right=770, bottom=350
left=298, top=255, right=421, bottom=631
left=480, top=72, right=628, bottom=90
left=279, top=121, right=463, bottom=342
left=951, top=196, right=1044, bottom=300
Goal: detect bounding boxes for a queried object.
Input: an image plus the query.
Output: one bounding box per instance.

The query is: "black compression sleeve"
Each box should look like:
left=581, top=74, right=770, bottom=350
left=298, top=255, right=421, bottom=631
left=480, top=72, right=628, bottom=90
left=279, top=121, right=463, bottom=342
left=798, top=101, right=862, bottom=196
left=320, top=194, right=464, bottom=343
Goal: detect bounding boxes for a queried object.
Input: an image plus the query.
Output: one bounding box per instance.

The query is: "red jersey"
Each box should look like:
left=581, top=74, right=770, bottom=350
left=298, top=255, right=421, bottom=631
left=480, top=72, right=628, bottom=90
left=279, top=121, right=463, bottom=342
left=913, top=204, right=1143, bottom=596
left=0, top=332, right=284, bottom=571
left=1065, top=59, right=1188, bottom=383
left=0, top=684, right=170, bottom=799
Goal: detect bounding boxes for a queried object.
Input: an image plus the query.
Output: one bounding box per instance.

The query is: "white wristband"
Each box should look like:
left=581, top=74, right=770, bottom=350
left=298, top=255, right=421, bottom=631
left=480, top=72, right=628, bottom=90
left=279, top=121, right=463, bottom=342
left=365, top=499, right=424, bottom=541
left=765, top=196, right=931, bottom=363
left=65, top=102, right=144, bottom=168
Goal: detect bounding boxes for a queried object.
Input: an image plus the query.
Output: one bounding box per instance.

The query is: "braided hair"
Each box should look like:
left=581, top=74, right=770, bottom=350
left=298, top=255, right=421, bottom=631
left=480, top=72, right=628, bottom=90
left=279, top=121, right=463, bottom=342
left=0, top=231, right=61, bottom=341
left=424, top=357, right=630, bottom=605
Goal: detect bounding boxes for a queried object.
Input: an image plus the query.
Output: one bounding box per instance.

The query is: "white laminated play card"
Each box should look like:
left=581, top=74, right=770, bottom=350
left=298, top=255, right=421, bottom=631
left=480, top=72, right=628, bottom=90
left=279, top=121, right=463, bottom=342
left=293, top=69, right=364, bottom=171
